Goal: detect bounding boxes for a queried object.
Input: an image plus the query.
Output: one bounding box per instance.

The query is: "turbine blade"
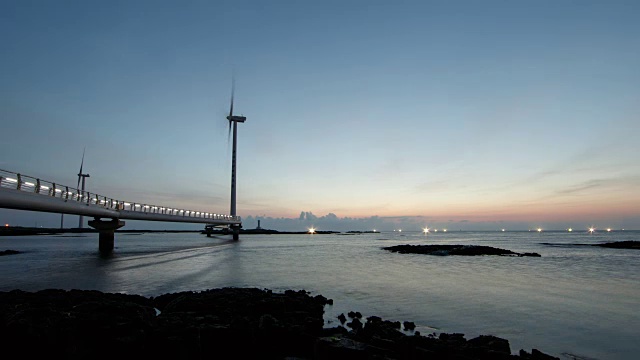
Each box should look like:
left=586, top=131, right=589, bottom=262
left=77, top=147, right=85, bottom=189
left=227, top=121, right=232, bottom=144
left=229, top=75, right=235, bottom=117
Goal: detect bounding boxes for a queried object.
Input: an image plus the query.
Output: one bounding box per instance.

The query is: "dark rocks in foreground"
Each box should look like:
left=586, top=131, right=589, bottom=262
left=0, top=249, right=21, bottom=256
left=594, top=241, right=640, bottom=250
left=0, top=288, right=557, bottom=359
left=384, top=244, right=542, bottom=257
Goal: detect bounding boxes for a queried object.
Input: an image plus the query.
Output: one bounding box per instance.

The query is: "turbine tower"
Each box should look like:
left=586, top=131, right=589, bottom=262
left=226, top=77, right=246, bottom=240
left=77, top=148, right=90, bottom=229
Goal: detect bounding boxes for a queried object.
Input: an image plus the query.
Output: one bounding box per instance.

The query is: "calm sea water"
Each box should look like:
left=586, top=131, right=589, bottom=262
left=1, top=230, right=639, bottom=359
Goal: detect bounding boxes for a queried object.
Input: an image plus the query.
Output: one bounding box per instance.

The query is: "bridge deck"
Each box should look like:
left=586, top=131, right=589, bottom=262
left=0, top=169, right=240, bottom=226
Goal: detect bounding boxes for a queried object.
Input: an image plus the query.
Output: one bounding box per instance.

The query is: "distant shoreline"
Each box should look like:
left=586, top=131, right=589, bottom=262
left=1, top=226, right=637, bottom=237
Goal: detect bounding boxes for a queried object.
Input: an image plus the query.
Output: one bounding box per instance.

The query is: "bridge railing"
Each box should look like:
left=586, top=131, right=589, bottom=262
left=0, top=168, right=240, bottom=222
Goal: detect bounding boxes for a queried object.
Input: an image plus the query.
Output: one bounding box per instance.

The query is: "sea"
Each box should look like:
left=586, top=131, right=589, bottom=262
left=1, top=230, right=638, bottom=360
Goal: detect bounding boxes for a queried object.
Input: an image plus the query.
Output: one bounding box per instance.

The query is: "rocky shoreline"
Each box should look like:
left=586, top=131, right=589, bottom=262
left=0, top=288, right=558, bottom=359
left=383, top=245, right=542, bottom=257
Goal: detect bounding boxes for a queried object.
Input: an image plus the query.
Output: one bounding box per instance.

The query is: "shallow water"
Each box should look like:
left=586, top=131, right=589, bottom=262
left=1, top=230, right=639, bottom=359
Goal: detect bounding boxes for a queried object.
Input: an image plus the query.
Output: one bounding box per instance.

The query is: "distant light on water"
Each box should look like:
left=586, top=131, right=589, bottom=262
left=502, top=229, right=505, bottom=232
left=568, top=228, right=573, bottom=232
left=607, top=228, right=612, bottom=232
left=443, top=229, right=447, bottom=232
left=422, top=227, right=429, bottom=234
left=589, top=227, right=596, bottom=234
left=537, top=228, right=542, bottom=232
left=4, top=224, right=8, bottom=227
left=308, top=227, right=316, bottom=234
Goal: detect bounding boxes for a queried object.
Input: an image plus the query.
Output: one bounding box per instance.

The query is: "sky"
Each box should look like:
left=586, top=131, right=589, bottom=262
left=1, top=0, right=639, bottom=231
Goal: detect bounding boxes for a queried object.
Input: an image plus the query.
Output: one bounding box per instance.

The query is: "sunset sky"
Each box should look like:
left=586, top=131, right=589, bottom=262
left=1, top=1, right=639, bottom=231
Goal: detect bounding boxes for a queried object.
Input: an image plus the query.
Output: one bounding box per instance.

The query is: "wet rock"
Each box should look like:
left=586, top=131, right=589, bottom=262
left=519, top=348, right=561, bottom=359
left=347, top=317, right=363, bottom=331
left=337, top=313, right=346, bottom=324
left=315, top=336, right=368, bottom=360
left=0, top=249, right=21, bottom=256
left=383, top=244, right=542, bottom=257
left=595, top=241, right=640, bottom=250
left=403, top=320, right=416, bottom=331
left=521, top=252, right=542, bottom=257
left=468, top=334, right=511, bottom=354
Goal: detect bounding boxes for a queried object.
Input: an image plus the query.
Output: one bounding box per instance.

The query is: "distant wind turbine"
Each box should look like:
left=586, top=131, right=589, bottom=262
left=226, top=75, right=246, bottom=240
left=77, top=148, right=90, bottom=229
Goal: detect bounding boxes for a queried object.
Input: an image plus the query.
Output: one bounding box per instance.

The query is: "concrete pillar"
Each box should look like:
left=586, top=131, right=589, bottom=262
left=232, top=225, right=240, bottom=241
left=88, top=218, right=125, bottom=253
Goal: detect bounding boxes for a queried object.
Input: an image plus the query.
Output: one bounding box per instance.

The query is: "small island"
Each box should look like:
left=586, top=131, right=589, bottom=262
left=383, top=244, right=541, bottom=257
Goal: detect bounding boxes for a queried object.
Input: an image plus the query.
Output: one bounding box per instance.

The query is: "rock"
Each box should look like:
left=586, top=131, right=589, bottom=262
left=347, top=318, right=363, bottom=331
left=337, top=313, right=346, bottom=324
left=383, top=244, right=542, bottom=257
left=468, top=335, right=511, bottom=354
left=0, top=249, right=21, bottom=256
left=519, top=348, right=561, bottom=359
left=315, top=336, right=368, bottom=360
left=403, top=321, right=416, bottom=330
left=595, top=241, right=640, bottom=249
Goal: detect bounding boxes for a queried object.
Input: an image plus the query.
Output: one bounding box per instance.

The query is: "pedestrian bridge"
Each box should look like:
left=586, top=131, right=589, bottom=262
left=0, top=168, right=241, bottom=252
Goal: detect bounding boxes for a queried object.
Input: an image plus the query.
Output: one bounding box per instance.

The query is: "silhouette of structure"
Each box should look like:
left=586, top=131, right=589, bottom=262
left=77, top=148, right=90, bottom=229
left=226, top=77, right=246, bottom=241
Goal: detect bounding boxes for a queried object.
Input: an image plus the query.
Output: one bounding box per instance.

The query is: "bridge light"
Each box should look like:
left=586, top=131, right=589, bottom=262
left=124, top=202, right=131, bottom=206
left=24, top=181, right=35, bottom=187
left=5, top=178, right=17, bottom=183
left=55, top=189, right=62, bottom=192
left=40, top=185, right=49, bottom=190
left=135, top=204, right=141, bottom=207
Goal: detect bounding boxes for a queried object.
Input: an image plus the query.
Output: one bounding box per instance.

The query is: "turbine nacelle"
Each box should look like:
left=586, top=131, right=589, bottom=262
left=227, top=115, right=246, bottom=123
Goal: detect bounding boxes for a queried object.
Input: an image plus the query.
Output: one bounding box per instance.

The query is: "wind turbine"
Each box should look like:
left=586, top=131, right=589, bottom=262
left=77, top=148, right=90, bottom=229
left=226, top=77, right=246, bottom=240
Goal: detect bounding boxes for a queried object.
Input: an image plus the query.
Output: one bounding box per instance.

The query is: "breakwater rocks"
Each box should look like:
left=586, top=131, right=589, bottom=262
left=383, top=244, right=542, bottom=257
left=0, top=288, right=557, bottom=359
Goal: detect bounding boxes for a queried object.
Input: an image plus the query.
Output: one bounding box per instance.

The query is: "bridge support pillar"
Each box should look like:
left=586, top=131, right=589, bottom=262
left=232, top=225, right=240, bottom=241
left=88, top=218, right=125, bottom=253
